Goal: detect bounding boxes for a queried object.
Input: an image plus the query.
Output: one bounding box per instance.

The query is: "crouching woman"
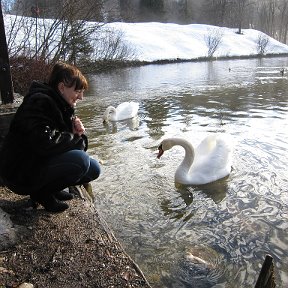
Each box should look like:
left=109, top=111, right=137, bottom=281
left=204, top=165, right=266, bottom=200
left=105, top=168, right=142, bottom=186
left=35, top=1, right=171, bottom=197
left=0, top=62, right=101, bottom=212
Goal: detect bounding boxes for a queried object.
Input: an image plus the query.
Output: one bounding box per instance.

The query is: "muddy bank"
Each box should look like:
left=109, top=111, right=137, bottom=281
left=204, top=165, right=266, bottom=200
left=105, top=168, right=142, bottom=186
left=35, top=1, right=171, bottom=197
left=0, top=186, right=151, bottom=288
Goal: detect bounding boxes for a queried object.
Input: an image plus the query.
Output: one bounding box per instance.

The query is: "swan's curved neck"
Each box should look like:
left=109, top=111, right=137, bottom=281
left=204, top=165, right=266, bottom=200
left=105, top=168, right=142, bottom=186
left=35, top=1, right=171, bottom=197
left=104, top=106, right=117, bottom=121
left=172, top=138, right=195, bottom=183
left=110, top=106, right=117, bottom=112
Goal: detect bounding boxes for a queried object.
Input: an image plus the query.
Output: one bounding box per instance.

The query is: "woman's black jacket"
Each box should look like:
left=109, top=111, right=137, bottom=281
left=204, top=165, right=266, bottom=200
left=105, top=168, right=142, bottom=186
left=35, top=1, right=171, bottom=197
left=0, top=81, right=87, bottom=194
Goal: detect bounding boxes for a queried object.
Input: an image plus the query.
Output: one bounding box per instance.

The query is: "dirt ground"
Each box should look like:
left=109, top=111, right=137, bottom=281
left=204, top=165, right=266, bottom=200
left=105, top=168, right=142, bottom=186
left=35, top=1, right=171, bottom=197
left=0, top=186, right=152, bottom=288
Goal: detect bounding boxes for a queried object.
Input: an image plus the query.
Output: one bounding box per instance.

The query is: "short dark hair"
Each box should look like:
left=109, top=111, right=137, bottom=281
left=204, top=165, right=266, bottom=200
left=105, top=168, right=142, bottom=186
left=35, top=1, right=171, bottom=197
left=48, top=62, right=88, bottom=92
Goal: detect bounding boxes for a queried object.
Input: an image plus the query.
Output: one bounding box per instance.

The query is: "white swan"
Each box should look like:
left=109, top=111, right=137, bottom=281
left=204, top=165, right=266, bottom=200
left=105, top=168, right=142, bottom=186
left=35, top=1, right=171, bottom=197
left=103, top=102, right=139, bottom=122
left=157, top=135, right=233, bottom=185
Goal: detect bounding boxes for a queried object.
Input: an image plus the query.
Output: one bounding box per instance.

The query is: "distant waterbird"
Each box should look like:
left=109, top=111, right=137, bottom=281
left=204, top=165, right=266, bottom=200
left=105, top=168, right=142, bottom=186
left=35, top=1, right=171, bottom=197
left=102, top=102, right=139, bottom=122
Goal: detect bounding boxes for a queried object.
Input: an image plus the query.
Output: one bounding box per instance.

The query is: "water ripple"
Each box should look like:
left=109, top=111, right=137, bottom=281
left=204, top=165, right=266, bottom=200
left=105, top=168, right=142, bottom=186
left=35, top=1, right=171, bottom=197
left=79, top=58, right=288, bottom=287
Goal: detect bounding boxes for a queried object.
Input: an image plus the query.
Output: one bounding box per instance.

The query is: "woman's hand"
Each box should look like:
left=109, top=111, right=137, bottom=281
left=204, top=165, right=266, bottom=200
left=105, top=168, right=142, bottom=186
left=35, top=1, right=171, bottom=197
left=72, top=116, right=85, bottom=136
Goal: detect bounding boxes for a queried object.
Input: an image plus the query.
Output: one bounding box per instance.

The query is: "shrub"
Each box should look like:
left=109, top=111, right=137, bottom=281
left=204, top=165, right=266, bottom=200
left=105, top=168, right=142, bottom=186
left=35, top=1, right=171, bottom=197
left=10, top=57, right=52, bottom=95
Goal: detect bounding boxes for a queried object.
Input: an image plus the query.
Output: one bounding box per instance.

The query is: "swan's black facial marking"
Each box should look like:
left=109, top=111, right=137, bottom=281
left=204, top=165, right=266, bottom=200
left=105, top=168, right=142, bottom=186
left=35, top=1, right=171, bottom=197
left=157, top=144, right=164, bottom=159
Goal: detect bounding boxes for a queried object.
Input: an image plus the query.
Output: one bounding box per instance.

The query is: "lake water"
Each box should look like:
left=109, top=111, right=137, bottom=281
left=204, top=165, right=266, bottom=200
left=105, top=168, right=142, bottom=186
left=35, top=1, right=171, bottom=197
left=77, top=57, right=288, bottom=288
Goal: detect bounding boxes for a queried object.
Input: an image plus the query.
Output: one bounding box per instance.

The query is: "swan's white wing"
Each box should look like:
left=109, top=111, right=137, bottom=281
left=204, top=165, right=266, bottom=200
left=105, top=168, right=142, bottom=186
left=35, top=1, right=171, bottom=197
left=115, top=102, right=139, bottom=121
left=191, top=135, right=233, bottom=183
left=195, top=135, right=218, bottom=155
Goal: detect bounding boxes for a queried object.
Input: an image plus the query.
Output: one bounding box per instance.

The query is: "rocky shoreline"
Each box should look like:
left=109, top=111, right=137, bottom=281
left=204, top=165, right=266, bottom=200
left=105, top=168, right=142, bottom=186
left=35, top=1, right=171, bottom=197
left=0, top=185, right=151, bottom=288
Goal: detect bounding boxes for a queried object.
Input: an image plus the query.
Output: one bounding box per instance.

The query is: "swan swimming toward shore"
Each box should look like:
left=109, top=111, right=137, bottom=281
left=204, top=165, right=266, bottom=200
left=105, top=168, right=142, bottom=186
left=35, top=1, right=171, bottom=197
left=103, top=102, right=139, bottom=122
left=157, top=135, right=233, bottom=185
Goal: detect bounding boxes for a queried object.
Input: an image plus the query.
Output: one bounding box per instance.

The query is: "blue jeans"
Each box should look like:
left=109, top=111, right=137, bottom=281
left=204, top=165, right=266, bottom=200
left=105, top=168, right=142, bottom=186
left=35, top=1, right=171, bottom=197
left=34, top=150, right=101, bottom=195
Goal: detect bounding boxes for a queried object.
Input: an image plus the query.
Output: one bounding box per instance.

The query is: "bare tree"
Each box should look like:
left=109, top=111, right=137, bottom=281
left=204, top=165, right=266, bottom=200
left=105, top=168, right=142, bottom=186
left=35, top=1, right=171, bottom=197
left=204, top=27, right=224, bottom=57
left=119, top=0, right=138, bottom=21
left=11, top=0, right=105, bottom=21
left=139, top=0, right=165, bottom=22
left=278, top=0, right=288, bottom=44
left=201, top=0, right=232, bottom=26
left=252, top=0, right=288, bottom=44
left=257, top=32, right=270, bottom=55
left=229, top=0, right=252, bottom=35
left=256, top=0, right=277, bottom=37
left=4, top=0, right=136, bottom=65
left=91, top=28, right=136, bottom=61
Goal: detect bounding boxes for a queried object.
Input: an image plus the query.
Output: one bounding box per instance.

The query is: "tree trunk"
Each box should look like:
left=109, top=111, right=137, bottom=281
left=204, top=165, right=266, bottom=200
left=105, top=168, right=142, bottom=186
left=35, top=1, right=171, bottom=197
left=0, top=0, right=14, bottom=104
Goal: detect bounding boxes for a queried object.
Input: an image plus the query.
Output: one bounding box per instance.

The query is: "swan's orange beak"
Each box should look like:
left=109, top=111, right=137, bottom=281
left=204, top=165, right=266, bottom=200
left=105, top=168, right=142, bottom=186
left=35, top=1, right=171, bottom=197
left=157, top=144, right=164, bottom=159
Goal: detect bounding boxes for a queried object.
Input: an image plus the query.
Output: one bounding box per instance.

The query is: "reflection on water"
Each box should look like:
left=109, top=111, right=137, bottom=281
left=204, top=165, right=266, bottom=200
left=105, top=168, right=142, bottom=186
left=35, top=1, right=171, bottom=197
left=102, top=116, right=140, bottom=134
left=77, top=57, right=288, bottom=287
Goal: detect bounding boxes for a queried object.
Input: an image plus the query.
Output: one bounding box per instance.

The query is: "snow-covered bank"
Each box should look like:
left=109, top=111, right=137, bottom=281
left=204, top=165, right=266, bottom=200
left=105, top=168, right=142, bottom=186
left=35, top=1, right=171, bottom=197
left=4, top=14, right=288, bottom=63
left=109, top=22, right=288, bottom=62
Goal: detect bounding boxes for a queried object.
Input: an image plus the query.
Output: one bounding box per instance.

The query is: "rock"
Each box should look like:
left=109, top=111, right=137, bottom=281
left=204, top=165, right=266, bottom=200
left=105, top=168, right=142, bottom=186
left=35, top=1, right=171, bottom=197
left=0, top=207, right=17, bottom=250
left=17, top=283, right=34, bottom=288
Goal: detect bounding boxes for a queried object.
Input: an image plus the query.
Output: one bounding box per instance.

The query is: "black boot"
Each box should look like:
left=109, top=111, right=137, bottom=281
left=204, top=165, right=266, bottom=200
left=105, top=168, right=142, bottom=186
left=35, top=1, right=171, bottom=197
left=31, top=193, right=69, bottom=213
left=54, top=190, right=73, bottom=201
